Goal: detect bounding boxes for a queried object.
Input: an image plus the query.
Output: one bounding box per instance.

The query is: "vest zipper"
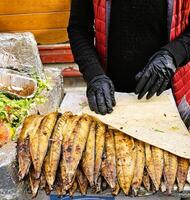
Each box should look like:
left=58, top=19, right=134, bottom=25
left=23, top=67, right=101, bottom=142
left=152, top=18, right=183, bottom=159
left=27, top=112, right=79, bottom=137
left=167, top=0, right=174, bottom=41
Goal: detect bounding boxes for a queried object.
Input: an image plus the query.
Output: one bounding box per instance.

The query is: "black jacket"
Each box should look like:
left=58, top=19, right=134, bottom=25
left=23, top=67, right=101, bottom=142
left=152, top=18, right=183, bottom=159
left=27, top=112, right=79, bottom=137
left=68, top=0, right=190, bottom=92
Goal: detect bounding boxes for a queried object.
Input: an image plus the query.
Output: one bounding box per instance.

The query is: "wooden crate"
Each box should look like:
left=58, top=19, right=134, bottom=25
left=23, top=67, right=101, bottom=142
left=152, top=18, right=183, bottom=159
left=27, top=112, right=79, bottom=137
left=0, top=0, right=70, bottom=44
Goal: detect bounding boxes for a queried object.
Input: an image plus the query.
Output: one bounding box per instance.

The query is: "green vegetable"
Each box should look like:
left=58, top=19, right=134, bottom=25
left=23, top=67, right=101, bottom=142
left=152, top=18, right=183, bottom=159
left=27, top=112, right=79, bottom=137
left=0, top=78, right=49, bottom=130
left=154, top=129, right=165, bottom=133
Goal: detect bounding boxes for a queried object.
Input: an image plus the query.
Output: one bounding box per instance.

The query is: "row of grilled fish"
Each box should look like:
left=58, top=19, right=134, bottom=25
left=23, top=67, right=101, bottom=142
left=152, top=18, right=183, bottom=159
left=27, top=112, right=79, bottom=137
left=17, top=112, right=190, bottom=198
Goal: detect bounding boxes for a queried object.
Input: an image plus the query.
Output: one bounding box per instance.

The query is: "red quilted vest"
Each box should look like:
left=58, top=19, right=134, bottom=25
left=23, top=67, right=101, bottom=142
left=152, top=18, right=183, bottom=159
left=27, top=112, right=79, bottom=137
left=93, top=0, right=190, bottom=106
left=93, top=0, right=107, bottom=67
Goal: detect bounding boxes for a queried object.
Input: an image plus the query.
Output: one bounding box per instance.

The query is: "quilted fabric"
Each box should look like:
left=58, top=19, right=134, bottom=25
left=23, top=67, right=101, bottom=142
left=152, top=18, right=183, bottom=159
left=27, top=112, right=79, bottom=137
left=93, top=0, right=106, bottom=67
left=171, top=0, right=190, bottom=105
left=93, top=0, right=190, bottom=105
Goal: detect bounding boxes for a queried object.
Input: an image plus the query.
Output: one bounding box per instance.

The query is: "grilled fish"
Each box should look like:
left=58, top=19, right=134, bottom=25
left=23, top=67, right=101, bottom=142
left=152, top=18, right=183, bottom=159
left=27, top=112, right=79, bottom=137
left=112, top=182, right=120, bottom=196
left=94, top=120, right=106, bottom=184
left=163, top=151, right=178, bottom=194
left=39, top=172, right=46, bottom=190
left=114, top=131, right=136, bottom=195
left=81, top=121, right=96, bottom=187
left=30, top=112, right=58, bottom=179
left=132, top=140, right=145, bottom=195
left=44, top=112, right=72, bottom=188
left=145, top=144, right=163, bottom=191
left=60, top=160, right=67, bottom=195
left=101, top=129, right=117, bottom=190
left=29, top=167, right=41, bottom=198
left=142, top=168, right=151, bottom=191
left=60, top=115, right=80, bottom=192
left=55, top=168, right=66, bottom=197
left=76, top=168, right=89, bottom=195
left=152, top=146, right=164, bottom=190
left=18, top=115, right=44, bottom=180
left=187, top=166, right=190, bottom=184
left=102, top=179, right=108, bottom=191
left=65, top=115, right=92, bottom=189
left=177, top=157, right=189, bottom=192
left=44, top=183, right=51, bottom=196
left=93, top=176, right=102, bottom=193
left=69, top=180, right=78, bottom=197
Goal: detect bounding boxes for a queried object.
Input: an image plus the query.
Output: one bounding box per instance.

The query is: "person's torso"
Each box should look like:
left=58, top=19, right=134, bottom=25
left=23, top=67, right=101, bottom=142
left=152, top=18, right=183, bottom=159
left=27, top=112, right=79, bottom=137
left=107, top=0, right=168, bottom=92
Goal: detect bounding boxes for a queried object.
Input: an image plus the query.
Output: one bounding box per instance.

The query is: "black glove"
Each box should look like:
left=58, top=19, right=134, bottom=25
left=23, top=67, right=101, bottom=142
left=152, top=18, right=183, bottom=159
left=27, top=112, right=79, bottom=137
left=87, top=75, right=116, bottom=115
left=135, top=50, right=176, bottom=99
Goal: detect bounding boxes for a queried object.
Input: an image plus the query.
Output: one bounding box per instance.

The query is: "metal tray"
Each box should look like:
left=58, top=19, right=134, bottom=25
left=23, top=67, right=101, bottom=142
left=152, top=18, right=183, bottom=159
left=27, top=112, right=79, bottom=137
left=0, top=68, right=38, bottom=98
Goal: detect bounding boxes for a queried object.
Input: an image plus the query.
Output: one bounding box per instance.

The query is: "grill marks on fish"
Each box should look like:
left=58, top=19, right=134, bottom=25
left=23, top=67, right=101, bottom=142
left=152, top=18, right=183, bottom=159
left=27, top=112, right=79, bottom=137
left=177, top=157, right=189, bottom=192
left=17, top=112, right=190, bottom=197
left=44, top=112, right=73, bottom=188
left=62, top=115, right=92, bottom=190
left=114, top=131, right=136, bottom=195
left=101, top=129, right=118, bottom=191
left=142, top=168, right=151, bottom=191
left=145, top=144, right=164, bottom=191
left=30, top=112, right=58, bottom=179
left=29, top=167, right=41, bottom=198
left=163, top=151, right=178, bottom=194
left=55, top=168, right=66, bottom=196
left=132, top=140, right=145, bottom=195
left=94, top=120, right=106, bottom=185
left=18, top=115, right=44, bottom=180
left=61, top=115, right=79, bottom=192
left=76, top=168, right=89, bottom=195
left=69, top=179, right=78, bottom=197
left=81, top=121, right=96, bottom=187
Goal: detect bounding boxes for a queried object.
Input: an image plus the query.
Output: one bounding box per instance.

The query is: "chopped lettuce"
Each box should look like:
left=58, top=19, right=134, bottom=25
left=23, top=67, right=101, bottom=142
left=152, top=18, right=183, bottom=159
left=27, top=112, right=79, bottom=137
left=0, top=78, right=49, bottom=129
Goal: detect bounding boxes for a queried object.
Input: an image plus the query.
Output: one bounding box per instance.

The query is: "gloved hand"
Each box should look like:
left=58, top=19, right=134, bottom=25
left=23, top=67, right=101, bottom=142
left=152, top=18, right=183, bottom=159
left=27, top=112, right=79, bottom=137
left=135, top=50, right=176, bottom=99
left=87, top=75, right=116, bottom=115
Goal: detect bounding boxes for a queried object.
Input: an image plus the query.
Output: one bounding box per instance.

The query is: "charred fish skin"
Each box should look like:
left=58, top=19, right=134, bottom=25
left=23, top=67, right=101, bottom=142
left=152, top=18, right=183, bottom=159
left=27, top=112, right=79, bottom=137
left=112, top=182, right=120, bottom=196
left=44, top=112, right=73, bottom=188
left=142, top=168, right=151, bottom=192
left=55, top=168, right=66, bottom=197
left=29, top=167, right=41, bottom=198
left=114, top=131, right=136, bottom=195
left=76, top=168, right=89, bottom=195
left=163, top=151, right=178, bottom=194
left=132, top=140, right=145, bottom=196
left=18, top=115, right=44, bottom=181
left=60, top=115, right=80, bottom=192
left=30, top=112, right=58, bottom=179
left=145, top=144, right=164, bottom=191
left=18, top=135, right=31, bottom=181
left=81, top=121, right=96, bottom=187
left=60, top=160, right=67, bottom=194
left=101, top=129, right=117, bottom=190
left=177, top=157, right=189, bottom=192
left=65, top=115, right=92, bottom=189
left=151, top=146, right=164, bottom=191
left=39, top=171, right=46, bottom=190
left=94, top=120, right=106, bottom=185
left=44, top=183, right=51, bottom=196
left=93, top=176, right=102, bottom=194
left=69, top=180, right=78, bottom=197
left=145, top=144, right=156, bottom=190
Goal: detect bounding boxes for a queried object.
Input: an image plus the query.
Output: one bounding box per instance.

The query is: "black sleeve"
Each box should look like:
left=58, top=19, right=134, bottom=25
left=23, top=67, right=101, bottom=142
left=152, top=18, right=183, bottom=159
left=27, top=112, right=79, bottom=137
left=162, top=17, right=190, bottom=67
left=67, top=0, right=104, bottom=82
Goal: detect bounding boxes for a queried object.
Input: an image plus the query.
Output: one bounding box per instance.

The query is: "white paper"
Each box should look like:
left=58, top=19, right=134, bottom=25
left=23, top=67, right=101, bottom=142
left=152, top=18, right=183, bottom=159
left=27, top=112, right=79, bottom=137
left=60, top=90, right=190, bottom=159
